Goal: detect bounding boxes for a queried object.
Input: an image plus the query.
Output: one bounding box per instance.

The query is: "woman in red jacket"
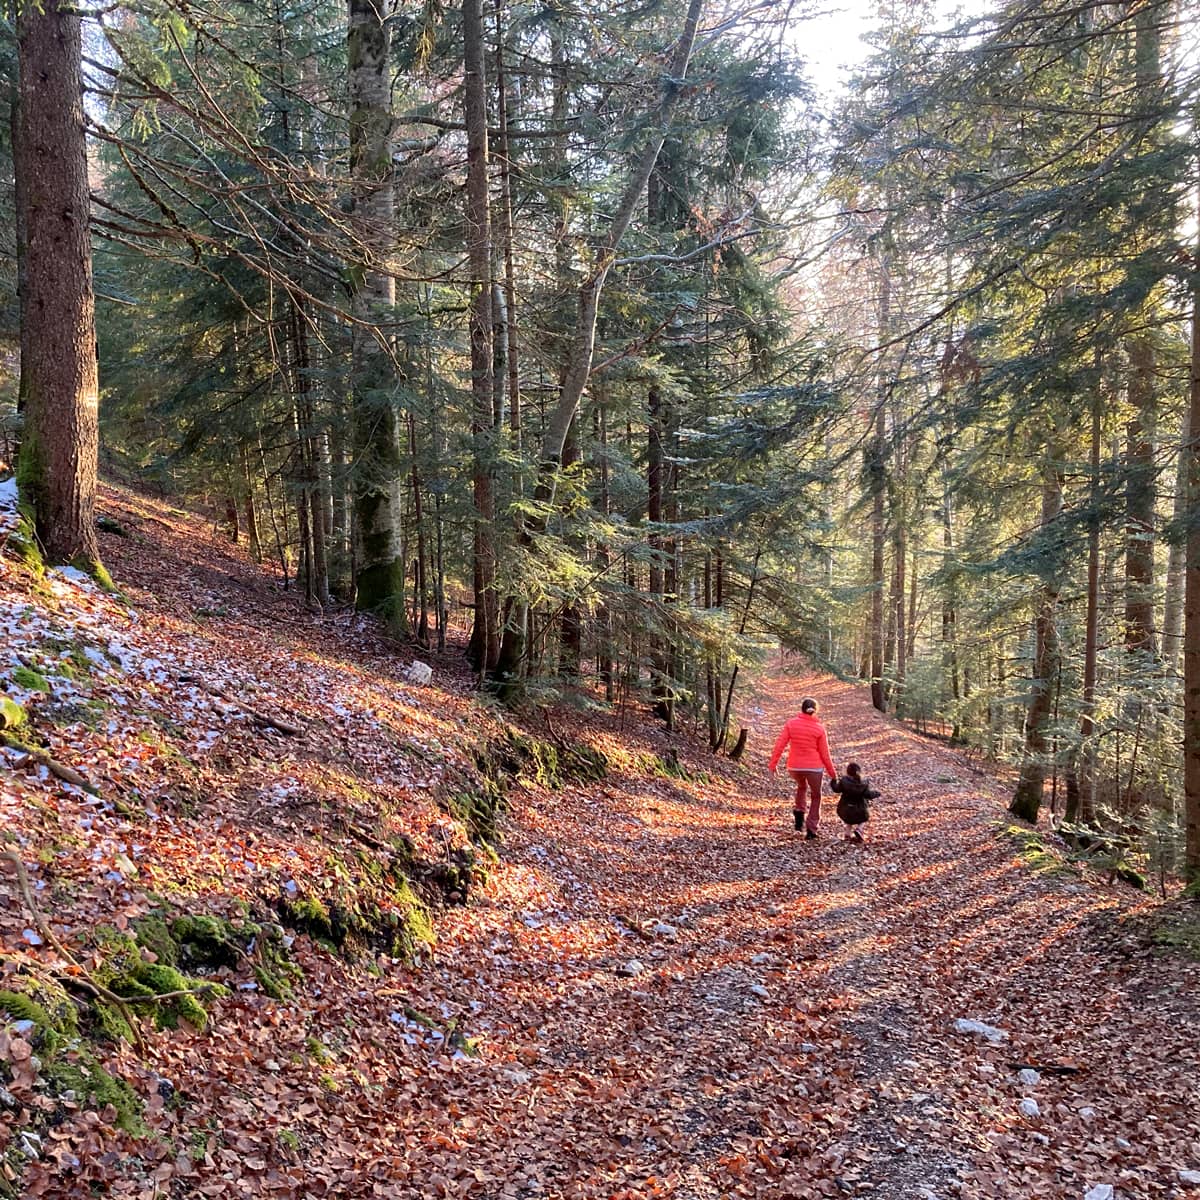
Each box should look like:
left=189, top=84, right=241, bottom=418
left=768, top=697, right=837, bottom=838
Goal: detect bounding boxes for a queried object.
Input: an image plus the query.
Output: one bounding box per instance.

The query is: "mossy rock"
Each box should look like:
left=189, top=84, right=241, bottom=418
left=0, top=694, right=27, bottom=731
left=93, top=925, right=230, bottom=1032
left=278, top=872, right=434, bottom=962
left=481, top=727, right=608, bottom=794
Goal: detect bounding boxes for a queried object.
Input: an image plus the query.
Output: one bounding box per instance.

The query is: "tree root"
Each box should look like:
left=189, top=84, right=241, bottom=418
left=1, top=849, right=145, bottom=1049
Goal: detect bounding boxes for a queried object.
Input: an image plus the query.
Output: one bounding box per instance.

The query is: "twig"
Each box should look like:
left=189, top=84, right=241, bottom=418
left=1, top=733, right=96, bottom=792
left=0, top=850, right=144, bottom=1049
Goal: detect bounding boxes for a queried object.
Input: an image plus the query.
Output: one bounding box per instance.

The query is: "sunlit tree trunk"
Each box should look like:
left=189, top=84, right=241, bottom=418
left=15, top=0, right=102, bottom=570
left=1010, top=462, right=1064, bottom=823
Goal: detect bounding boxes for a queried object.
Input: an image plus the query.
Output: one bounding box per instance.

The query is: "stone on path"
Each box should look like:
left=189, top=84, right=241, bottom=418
left=1017, top=1068, right=1041, bottom=1086
left=617, top=959, right=644, bottom=977
left=952, top=1017, right=1009, bottom=1045
left=1180, top=1169, right=1200, bottom=1187
left=1018, top=1098, right=1040, bottom=1118
left=1083, top=1186, right=1114, bottom=1200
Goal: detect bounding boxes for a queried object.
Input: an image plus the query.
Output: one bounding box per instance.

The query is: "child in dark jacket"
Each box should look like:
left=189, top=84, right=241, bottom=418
left=830, top=762, right=879, bottom=844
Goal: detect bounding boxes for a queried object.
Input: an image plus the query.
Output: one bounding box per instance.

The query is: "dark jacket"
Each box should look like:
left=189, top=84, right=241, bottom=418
left=831, top=774, right=879, bottom=825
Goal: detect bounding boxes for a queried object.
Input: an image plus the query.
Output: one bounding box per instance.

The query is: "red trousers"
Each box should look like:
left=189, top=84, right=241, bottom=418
left=789, top=769, right=823, bottom=832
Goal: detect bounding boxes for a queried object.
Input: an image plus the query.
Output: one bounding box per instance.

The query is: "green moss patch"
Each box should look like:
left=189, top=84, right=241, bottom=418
left=0, top=694, right=26, bottom=730
left=0, top=973, right=145, bottom=1137
left=277, top=856, right=435, bottom=963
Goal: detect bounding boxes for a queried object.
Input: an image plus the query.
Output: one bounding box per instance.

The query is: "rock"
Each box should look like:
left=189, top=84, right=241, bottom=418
left=616, top=959, right=644, bottom=977
left=952, top=1018, right=1009, bottom=1045
left=1115, top=1138, right=1132, bottom=1152
left=1017, top=1069, right=1041, bottom=1086
left=18, top=1132, right=42, bottom=1158
left=1032, top=1132, right=1050, bottom=1146
left=1083, top=1186, right=1114, bottom=1200
left=766, top=905, right=783, bottom=917
left=1019, top=1099, right=1041, bottom=1118
left=0, top=1087, right=15, bottom=1109
left=801, top=1042, right=819, bottom=1053
left=651, top=922, right=677, bottom=939
left=404, top=661, right=433, bottom=686
left=1079, top=1106, right=1097, bottom=1122
left=751, top=952, right=773, bottom=965
left=1180, top=1170, right=1200, bottom=1187
left=749, top=984, right=770, bottom=1000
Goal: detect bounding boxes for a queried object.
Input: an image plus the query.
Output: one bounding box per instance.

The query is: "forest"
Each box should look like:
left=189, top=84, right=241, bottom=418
left=2, top=0, right=1200, bottom=1195
left=8, top=0, right=1189, bottom=875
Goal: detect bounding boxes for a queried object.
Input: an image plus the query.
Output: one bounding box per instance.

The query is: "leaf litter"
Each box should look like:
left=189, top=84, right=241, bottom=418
left=0, top=486, right=1197, bottom=1199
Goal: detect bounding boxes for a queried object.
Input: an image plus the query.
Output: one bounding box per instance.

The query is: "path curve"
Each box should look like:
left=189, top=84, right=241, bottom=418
left=413, top=663, right=1200, bottom=1200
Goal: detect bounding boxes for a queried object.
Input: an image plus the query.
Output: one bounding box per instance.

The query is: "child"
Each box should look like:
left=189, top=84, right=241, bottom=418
left=830, top=762, right=879, bottom=844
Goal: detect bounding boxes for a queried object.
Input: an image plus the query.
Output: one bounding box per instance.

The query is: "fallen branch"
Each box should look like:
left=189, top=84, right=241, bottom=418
left=614, top=913, right=655, bottom=941
left=1, top=733, right=95, bottom=792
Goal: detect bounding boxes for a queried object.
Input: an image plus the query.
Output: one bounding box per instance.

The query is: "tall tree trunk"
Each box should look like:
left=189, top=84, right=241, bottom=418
left=347, top=0, right=407, bottom=633
left=494, top=4, right=522, bottom=477
left=869, top=404, right=887, bottom=712
left=1184, top=182, right=1200, bottom=881
left=1075, top=375, right=1103, bottom=826
left=1124, top=334, right=1157, bottom=656
left=463, top=0, right=498, bottom=674
left=1164, top=407, right=1189, bottom=674
left=15, top=0, right=101, bottom=570
left=1010, top=463, right=1064, bottom=823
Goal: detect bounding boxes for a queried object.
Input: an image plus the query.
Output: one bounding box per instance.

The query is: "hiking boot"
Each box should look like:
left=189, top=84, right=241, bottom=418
left=852, top=829, right=864, bottom=844
left=805, top=831, right=817, bottom=841
left=793, top=811, right=805, bottom=831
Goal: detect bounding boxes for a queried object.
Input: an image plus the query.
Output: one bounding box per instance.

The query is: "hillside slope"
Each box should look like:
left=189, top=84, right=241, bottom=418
left=1, top=485, right=1198, bottom=1200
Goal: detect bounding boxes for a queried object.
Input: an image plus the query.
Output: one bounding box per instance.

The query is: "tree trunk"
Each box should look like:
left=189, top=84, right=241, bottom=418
left=463, top=0, right=498, bottom=674
left=15, top=0, right=102, bottom=570
left=1077, top=368, right=1103, bottom=826
left=1184, top=183, right=1200, bottom=881
left=347, top=0, right=407, bottom=633
left=1164, top=407, right=1189, bottom=675
left=1010, top=464, right=1064, bottom=824
left=1124, top=334, right=1157, bottom=656
left=869, top=404, right=887, bottom=712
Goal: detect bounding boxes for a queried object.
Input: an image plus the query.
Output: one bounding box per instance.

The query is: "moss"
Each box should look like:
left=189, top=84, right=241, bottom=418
left=94, top=926, right=229, bottom=1031
left=305, top=1037, right=334, bottom=1065
left=11, top=666, right=50, bottom=693
left=7, top=504, right=45, bottom=578
left=0, top=975, right=144, bottom=1135
left=0, top=694, right=26, bottom=730
left=278, top=1129, right=301, bottom=1152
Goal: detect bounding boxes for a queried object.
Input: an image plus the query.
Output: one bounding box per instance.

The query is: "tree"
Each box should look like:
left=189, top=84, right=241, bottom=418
left=347, top=0, right=407, bottom=632
left=14, top=0, right=103, bottom=572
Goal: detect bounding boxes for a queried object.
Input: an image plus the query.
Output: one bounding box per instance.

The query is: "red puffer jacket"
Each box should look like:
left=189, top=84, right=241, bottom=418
left=768, top=712, right=836, bottom=775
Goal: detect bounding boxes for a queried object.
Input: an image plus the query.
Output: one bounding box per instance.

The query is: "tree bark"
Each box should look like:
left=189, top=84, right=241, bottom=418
left=347, top=0, right=407, bottom=633
left=1184, top=182, right=1200, bottom=880
left=463, top=0, right=498, bottom=674
left=1124, top=334, right=1157, bottom=656
left=15, top=0, right=102, bottom=570
left=1010, top=463, right=1064, bottom=824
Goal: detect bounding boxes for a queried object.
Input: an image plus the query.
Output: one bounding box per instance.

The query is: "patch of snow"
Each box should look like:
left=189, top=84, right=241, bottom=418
left=1083, top=1186, right=1114, bottom=1200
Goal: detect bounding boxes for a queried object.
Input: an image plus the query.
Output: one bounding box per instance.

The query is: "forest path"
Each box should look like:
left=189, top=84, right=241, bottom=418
left=420, top=663, right=1200, bottom=1200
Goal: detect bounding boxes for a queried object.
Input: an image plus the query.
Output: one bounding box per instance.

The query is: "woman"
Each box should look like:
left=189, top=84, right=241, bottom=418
left=768, top=696, right=836, bottom=838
